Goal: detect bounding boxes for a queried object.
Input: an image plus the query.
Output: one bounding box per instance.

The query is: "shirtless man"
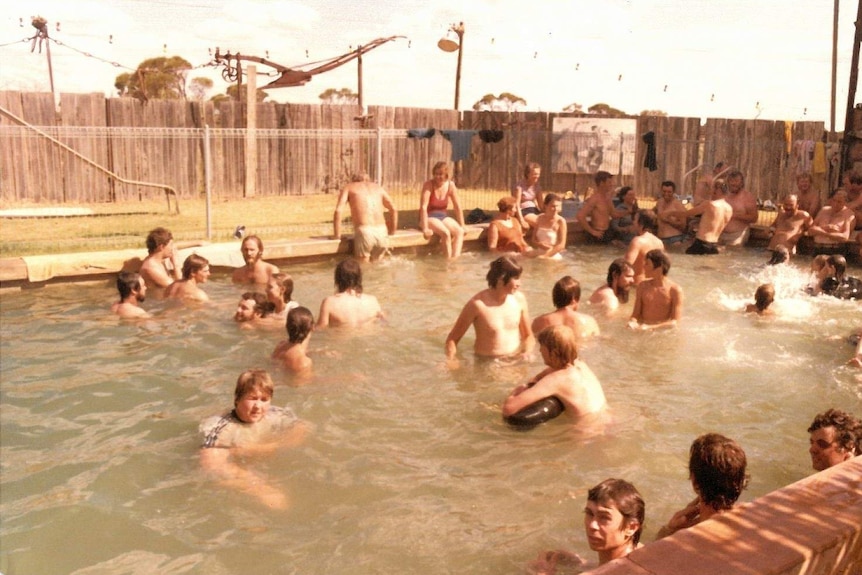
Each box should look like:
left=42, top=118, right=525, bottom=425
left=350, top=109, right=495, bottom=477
left=589, top=258, right=635, bottom=311
left=766, top=195, right=812, bottom=256
left=234, top=292, right=275, bottom=327
left=628, top=249, right=682, bottom=330
left=445, top=255, right=533, bottom=362
left=272, top=306, right=314, bottom=374
left=139, top=227, right=180, bottom=289
left=719, top=170, right=758, bottom=247
left=672, top=179, right=733, bottom=255
left=316, top=258, right=384, bottom=328
left=502, top=325, right=606, bottom=420
left=842, top=171, right=862, bottom=231
left=806, top=408, right=861, bottom=472
left=164, top=254, right=211, bottom=302
left=532, top=276, right=600, bottom=341
left=625, top=210, right=665, bottom=284
left=576, top=171, right=616, bottom=244
left=111, top=271, right=150, bottom=319
left=795, top=173, right=821, bottom=219
left=655, top=180, right=687, bottom=246
left=808, top=190, right=855, bottom=255
left=232, top=235, right=279, bottom=285
left=333, top=172, right=398, bottom=262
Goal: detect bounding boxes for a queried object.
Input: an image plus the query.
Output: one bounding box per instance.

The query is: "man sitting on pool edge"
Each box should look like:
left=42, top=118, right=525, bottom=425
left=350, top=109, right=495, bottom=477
left=445, top=255, right=533, bottom=367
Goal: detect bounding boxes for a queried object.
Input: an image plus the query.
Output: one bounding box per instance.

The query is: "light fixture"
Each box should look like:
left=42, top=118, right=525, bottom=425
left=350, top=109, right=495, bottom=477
left=437, top=31, right=459, bottom=52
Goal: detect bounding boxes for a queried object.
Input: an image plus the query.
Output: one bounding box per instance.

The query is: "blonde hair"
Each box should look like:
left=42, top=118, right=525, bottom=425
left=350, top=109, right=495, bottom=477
left=233, top=369, right=274, bottom=405
left=537, top=325, right=578, bottom=366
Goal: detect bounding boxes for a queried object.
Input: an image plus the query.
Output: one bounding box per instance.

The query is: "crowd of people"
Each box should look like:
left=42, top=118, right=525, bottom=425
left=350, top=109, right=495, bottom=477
left=108, top=159, right=861, bottom=570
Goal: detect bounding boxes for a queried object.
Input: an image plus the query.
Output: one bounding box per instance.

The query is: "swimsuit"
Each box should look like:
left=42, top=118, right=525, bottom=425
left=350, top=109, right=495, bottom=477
left=534, top=227, right=557, bottom=246
left=686, top=237, right=720, bottom=255
left=427, top=182, right=452, bottom=219
left=354, top=224, right=389, bottom=258
left=719, top=226, right=750, bottom=247
left=584, top=229, right=614, bottom=245
left=513, top=181, right=541, bottom=213
left=661, top=234, right=688, bottom=246
left=200, top=406, right=298, bottom=449
left=491, top=219, right=526, bottom=252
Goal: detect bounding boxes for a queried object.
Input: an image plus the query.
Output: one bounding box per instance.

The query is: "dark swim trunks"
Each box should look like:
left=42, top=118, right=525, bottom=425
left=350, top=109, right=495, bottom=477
left=685, top=237, right=720, bottom=255
left=584, top=229, right=614, bottom=245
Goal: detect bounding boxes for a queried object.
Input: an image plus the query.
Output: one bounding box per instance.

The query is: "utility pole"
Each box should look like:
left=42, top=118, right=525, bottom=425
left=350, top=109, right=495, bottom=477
left=841, top=0, right=861, bottom=176
left=30, top=16, right=56, bottom=108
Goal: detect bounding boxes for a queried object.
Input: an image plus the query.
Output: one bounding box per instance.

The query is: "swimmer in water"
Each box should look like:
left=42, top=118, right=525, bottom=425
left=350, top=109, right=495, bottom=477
left=111, top=271, right=151, bottom=319
left=589, top=258, right=635, bottom=312
left=628, top=250, right=683, bottom=330
left=232, top=235, right=280, bottom=286
left=744, top=283, right=775, bottom=316
left=163, top=254, right=211, bottom=302
left=531, top=276, right=600, bottom=341
left=266, top=272, right=299, bottom=316
left=272, top=306, right=314, bottom=374
left=530, top=478, right=645, bottom=573
left=502, top=325, right=606, bottom=420
left=234, top=292, right=276, bottom=329
left=316, top=258, right=385, bottom=328
left=199, top=369, right=308, bottom=510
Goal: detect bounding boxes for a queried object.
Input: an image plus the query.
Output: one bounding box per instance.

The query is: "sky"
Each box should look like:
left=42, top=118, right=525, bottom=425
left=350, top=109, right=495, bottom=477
left=0, top=0, right=858, bottom=127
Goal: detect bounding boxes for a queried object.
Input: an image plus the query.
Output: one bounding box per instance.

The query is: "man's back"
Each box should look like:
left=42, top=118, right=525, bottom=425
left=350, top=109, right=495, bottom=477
left=699, top=199, right=733, bottom=242
left=347, top=181, right=387, bottom=228
left=318, top=291, right=383, bottom=328
left=627, top=232, right=664, bottom=283
left=531, top=308, right=599, bottom=341
left=540, top=361, right=607, bottom=417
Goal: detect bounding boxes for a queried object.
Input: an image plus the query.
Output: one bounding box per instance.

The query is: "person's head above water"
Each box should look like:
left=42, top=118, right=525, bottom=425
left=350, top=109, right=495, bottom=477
left=486, top=255, right=523, bottom=289
left=286, top=306, right=314, bottom=344
left=334, top=258, right=363, bottom=293
left=807, top=408, right=862, bottom=471
left=688, top=433, right=748, bottom=512
left=232, top=369, right=274, bottom=423
left=552, top=276, right=581, bottom=309
left=584, top=478, right=645, bottom=564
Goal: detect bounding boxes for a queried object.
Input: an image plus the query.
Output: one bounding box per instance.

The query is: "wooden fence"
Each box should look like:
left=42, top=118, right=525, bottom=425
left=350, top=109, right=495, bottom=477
left=0, top=90, right=835, bottom=205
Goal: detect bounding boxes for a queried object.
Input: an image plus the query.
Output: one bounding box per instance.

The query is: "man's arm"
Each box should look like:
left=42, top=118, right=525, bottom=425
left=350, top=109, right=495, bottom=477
left=200, top=447, right=288, bottom=510
left=576, top=197, right=599, bottom=238
left=623, top=237, right=640, bottom=266
left=502, top=372, right=557, bottom=416
left=332, top=188, right=350, bottom=239
left=316, top=297, right=331, bottom=329
left=518, top=293, right=535, bottom=356
left=628, top=283, right=645, bottom=325
left=445, top=301, right=477, bottom=359
left=382, top=190, right=398, bottom=235
left=141, top=259, right=174, bottom=288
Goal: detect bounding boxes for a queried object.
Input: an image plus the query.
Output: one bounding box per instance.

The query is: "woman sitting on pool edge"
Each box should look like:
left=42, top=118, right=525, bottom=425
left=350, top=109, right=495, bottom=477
left=200, top=369, right=307, bottom=510
left=502, top=325, right=607, bottom=424
left=530, top=478, right=646, bottom=573
left=418, top=161, right=466, bottom=259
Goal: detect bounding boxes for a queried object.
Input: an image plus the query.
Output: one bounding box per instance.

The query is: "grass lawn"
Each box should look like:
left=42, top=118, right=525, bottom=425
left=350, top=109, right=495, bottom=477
left=0, top=189, right=506, bottom=257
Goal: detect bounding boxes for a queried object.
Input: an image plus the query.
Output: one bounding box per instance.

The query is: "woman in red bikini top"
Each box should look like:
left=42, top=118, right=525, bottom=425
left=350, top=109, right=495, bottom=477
left=419, top=161, right=467, bottom=259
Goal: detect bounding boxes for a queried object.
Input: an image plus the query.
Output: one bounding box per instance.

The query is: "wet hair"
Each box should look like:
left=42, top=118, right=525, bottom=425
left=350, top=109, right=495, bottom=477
left=242, top=291, right=275, bottom=318
left=334, top=258, right=363, bottom=293
left=645, top=249, right=670, bottom=275
left=595, top=171, right=613, bottom=186
left=543, top=192, right=560, bottom=206
left=432, top=161, right=449, bottom=177
left=271, top=273, right=294, bottom=303
left=537, top=325, right=578, bottom=365
left=145, top=227, right=173, bottom=254
left=607, top=258, right=633, bottom=286
left=688, top=433, right=749, bottom=511
left=587, top=478, right=646, bottom=546
left=661, top=180, right=676, bottom=192
left=181, top=254, right=209, bottom=280
left=552, top=275, right=581, bottom=308
left=233, top=369, right=274, bottom=406
left=826, top=255, right=847, bottom=279
left=807, top=408, right=862, bottom=456
left=486, top=255, right=522, bottom=288
left=286, top=306, right=314, bottom=344
left=767, top=246, right=789, bottom=266
left=497, top=196, right=517, bottom=213
left=242, top=235, right=264, bottom=253
left=811, top=254, right=829, bottom=273
left=754, top=283, right=775, bottom=312
left=117, top=271, right=142, bottom=299
left=524, top=162, right=541, bottom=179
left=636, top=210, right=658, bottom=234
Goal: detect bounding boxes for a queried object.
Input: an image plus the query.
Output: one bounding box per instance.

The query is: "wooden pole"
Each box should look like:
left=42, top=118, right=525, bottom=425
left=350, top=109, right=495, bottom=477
left=245, top=64, right=257, bottom=198
left=454, top=23, right=464, bottom=110
left=841, top=0, right=861, bottom=176
left=830, top=0, right=839, bottom=133
left=357, top=46, right=364, bottom=110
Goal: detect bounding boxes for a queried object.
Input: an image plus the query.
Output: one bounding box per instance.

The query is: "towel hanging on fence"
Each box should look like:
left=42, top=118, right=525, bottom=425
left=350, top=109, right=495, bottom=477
left=794, top=140, right=814, bottom=175
left=407, top=128, right=436, bottom=139
left=440, top=130, right=478, bottom=162
left=642, top=131, right=657, bottom=171
left=812, top=141, right=826, bottom=174
left=478, top=129, right=505, bottom=144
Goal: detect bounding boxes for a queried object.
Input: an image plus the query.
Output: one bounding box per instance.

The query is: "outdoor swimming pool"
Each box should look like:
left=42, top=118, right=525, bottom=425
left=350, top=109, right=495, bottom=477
left=1, top=246, right=860, bottom=574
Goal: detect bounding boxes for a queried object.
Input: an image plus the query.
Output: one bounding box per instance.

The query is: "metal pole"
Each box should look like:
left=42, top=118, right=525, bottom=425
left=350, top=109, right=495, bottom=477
left=830, top=0, right=839, bottom=133
left=204, top=124, right=212, bottom=240
left=376, top=127, right=382, bottom=185
left=357, top=46, right=364, bottom=110
left=244, top=64, right=257, bottom=198
left=454, top=23, right=464, bottom=110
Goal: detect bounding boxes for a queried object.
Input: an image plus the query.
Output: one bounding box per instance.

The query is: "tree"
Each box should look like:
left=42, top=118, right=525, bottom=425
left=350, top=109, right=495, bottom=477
left=189, top=77, right=214, bottom=101
left=587, top=102, right=627, bottom=117
left=114, top=56, right=192, bottom=101
left=563, top=102, right=584, bottom=114
left=472, top=92, right=526, bottom=112
left=319, top=88, right=359, bottom=105
left=639, top=109, right=668, bottom=117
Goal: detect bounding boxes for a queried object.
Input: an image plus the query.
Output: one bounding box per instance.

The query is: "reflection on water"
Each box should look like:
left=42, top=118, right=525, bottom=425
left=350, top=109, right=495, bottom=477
left=1, top=248, right=860, bottom=574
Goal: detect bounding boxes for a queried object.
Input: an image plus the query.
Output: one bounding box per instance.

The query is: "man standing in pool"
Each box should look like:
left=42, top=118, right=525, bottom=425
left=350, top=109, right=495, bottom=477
left=624, top=210, right=664, bottom=284
left=111, top=271, right=150, bottom=319
left=445, top=256, right=533, bottom=365
left=333, top=171, right=398, bottom=263
left=576, top=171, right=616, bottom=244
left=531, top=276, right=599, bottom=341
left=589, top=259, right=635, bottom=311
left=628, top=249, right=682, bottom=330
left=140, top=227, right=180, bottom=289
left=669, top=179, right=733, bottom=255
left=232, top=235, right=280, bottom=285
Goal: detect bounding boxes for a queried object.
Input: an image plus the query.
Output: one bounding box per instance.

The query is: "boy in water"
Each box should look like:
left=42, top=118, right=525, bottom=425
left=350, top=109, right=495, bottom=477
left=199, top=369, right=307, bottom=510
left=530, top=478, right=645, bottom=573
left=502, top=325, right=606, bottom=420
left=744, top=283, right=775, bottom=316
left=272, top=307, right=314, bottom=374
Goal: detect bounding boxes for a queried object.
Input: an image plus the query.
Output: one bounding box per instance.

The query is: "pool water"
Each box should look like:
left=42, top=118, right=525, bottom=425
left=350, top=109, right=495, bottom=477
left=1, top=247, right=860, bottom=574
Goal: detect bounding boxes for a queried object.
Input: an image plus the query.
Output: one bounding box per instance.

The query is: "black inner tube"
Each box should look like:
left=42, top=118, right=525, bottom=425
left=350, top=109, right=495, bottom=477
left=504, top=396, right=565, bottom=430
